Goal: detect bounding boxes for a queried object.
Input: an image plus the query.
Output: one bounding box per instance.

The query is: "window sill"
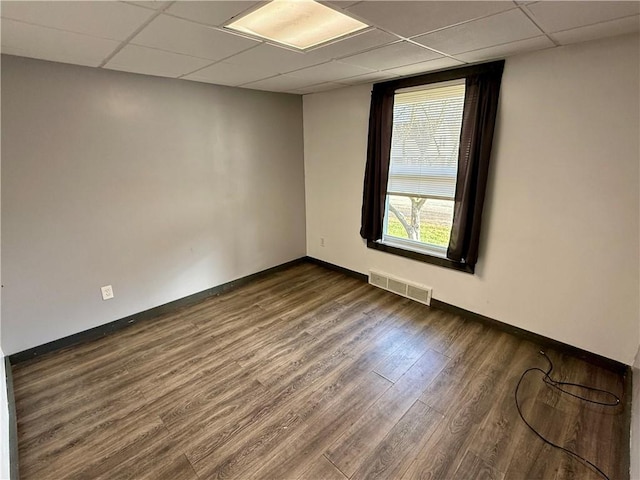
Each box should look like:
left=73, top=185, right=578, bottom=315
left=367, top=240, right=474, bottom=274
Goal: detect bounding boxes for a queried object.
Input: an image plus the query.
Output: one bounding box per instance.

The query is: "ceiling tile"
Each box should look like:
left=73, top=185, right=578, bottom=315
left=345, top=1, right=515, bottom=38
left=1, top=18, right=120, bottom=67
left=241, top=74, right=312, bottom=92
left=337, top=70, right=400, bottom=85
left=104, top=44, right=212, bottom=78
left=286, top=60, right=374, bottom=83
left=165, top=1, right=262, bottom=27
left=125, top=1, right=172, bottom=10
left=309, top=28, right=398, bottom=61
left=384, top=57, right=466, bottom=77
left=131, top=14, right=259, bottom=61
left=320, top=1, right=361, bottom=10
left=525, top=1, right=640, bottom=34
left=455, top=35, right=554, bottom=62
left=182, top=60, right=273, bottom=86
left=0, top=1, right=154, bottom=41
left=413, top=9, right=541, bottom=55
left=551, top=15, right=640, bottom=45
left=339, top=41, right=442, bottom=70
left=297, top=81, right=347, bottom=94
left=223, top=43, right=327, bottom=76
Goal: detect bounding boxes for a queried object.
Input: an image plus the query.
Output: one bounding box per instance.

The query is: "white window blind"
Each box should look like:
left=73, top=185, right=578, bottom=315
left=387, top=80, right=466, bottom=199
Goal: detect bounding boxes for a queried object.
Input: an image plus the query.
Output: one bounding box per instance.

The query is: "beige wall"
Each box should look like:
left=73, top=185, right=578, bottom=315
left=1, top=55, right=306, bottom=355
left=304, top=34, right=640, bottom=365
left=0, top=59, right=9, bottom=479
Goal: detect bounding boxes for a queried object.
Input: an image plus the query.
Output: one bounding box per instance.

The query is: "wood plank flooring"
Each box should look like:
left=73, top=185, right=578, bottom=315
left=11, top=262, right=628, bottom=479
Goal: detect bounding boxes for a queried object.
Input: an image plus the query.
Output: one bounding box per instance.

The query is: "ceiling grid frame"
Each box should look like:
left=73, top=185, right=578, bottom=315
left=0, top=0, right=637, bottom=94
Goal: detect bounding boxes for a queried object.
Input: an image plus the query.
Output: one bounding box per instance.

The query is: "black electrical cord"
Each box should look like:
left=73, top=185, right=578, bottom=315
left=514, top=351, right=621, bottom=480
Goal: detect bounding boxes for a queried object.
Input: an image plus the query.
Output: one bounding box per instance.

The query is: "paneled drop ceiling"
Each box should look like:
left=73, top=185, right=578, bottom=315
left=1, top=1, right=639, bottom=94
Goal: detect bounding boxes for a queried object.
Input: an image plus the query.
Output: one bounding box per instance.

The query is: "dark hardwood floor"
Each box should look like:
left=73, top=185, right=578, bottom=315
left=11, top=262, right=628, bottom=479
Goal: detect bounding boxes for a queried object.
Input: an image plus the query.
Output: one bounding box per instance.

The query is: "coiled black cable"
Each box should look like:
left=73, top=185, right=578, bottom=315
left=514, top=351, right=621, bottom=480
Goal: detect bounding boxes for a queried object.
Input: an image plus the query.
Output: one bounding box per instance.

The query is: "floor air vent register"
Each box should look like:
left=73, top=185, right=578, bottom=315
left=368, top=270, right=433, bottom=306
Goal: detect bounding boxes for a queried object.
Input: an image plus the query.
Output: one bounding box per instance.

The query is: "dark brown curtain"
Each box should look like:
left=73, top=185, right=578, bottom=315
left=447, top=67, right=504, bottom=267
left=360, top=84, right=394, bottom=241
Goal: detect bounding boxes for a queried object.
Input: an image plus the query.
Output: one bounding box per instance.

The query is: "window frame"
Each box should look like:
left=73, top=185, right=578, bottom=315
left=367, top=239, right=474, bottom=274
left=381, top=79, right=465, bottom=260
left=381, top=196, right=450, bottom=259
left=365, top=62, right=503, bottom=275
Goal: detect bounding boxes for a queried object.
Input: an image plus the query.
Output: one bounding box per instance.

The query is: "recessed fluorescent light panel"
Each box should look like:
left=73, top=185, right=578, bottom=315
left=225, top=0, right=369, bottom=50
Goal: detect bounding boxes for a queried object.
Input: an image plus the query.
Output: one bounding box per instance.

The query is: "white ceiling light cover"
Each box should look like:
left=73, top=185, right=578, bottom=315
left=226, top=0, right=369, bottom=50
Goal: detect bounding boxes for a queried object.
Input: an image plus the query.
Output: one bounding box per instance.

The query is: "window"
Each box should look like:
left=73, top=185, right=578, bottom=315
left=360, top=61, right=504, bottom=274
left=383, top=80, right=465, bottom=258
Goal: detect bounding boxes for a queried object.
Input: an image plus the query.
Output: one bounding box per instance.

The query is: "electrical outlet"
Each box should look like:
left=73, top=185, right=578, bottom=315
left=101, top=285, right=114, bottom=300
left=320, top=237, right=325, bottom=247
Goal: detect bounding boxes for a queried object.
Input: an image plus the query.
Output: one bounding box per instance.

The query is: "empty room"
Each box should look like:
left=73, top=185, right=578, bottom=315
left=0, top=0, right=639, bottom=479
